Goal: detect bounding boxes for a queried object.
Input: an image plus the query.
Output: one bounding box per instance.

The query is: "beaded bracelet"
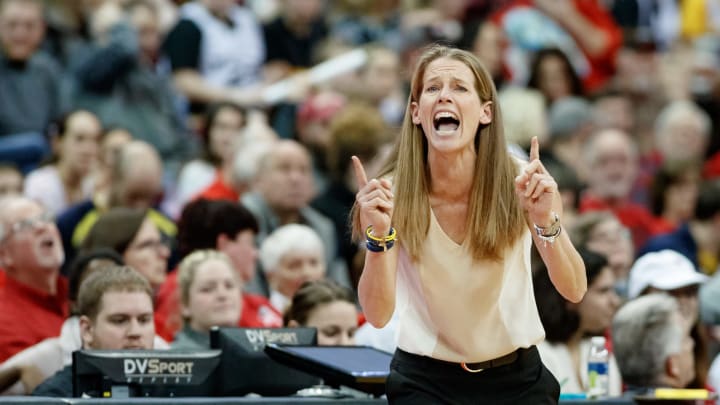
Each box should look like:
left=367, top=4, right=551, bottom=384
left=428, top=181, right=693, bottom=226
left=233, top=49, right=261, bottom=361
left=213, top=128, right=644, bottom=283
left=533, top=212, right=562, bottom=248
left=365, top=225, right=397, bottom=252
left=366, top=239, right=395, bottom=252
left=365, top=226, right=397, bottom=243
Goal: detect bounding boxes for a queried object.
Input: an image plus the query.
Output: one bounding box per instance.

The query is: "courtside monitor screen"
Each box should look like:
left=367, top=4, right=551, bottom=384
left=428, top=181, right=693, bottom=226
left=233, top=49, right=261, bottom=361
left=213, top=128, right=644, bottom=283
left=210, top=327, right=321, bottom=396
left=72, top=350, right=220, bottom=398
left=264, top=344, right=392, bottom=397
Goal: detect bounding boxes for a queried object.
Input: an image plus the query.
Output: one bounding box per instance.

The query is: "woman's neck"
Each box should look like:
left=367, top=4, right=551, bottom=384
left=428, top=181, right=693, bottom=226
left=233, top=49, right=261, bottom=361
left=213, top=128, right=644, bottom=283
left=188, top=322, right=211, bottom=334
left=274, top=208, right=301, bottom=226
left=662, top=210, right=680, bottom=225
left=57, top=161, right=82, bottom=189
left=427, top=149, right=475, bottom=201
left=568, top=330, right=584, bottom=347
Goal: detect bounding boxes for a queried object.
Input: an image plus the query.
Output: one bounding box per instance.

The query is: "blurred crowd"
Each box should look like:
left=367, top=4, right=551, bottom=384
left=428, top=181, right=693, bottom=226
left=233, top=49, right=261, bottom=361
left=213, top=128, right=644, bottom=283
left=1, top=0, right=720, bottom=399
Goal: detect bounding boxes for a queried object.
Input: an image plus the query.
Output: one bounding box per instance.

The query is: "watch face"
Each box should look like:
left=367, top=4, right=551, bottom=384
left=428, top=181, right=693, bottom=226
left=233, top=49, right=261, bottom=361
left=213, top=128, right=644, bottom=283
left=535, top=213, right=560, bottom=237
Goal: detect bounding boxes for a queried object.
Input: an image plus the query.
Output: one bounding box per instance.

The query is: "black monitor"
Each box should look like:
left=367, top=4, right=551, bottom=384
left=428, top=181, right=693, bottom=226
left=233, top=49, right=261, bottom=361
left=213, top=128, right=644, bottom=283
left=72, top=349, right=220, bottom=398
left=209, top=327, right=321, bottom=396
left=264, top=344, right=392, bottom=397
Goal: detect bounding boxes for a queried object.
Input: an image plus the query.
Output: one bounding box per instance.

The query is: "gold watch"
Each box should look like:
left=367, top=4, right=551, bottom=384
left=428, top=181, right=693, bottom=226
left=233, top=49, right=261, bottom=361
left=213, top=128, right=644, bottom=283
left=534, top=212, right=561, bottom=244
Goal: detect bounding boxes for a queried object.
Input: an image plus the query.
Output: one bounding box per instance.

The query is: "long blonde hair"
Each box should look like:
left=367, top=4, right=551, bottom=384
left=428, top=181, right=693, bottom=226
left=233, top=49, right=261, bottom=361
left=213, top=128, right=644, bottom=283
left=353, top=45, right=526, bottom=262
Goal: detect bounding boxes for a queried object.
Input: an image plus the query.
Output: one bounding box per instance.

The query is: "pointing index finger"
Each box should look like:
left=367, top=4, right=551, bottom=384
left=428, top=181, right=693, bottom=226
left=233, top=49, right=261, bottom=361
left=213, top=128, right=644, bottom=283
left=529, top=136, right=540, bottom=162
left=351, top=156, right=368, bottom=188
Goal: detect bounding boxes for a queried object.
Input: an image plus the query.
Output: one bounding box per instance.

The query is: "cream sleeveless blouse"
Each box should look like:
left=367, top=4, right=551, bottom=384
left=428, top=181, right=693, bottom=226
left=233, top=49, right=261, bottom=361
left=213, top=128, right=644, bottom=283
left=395, top=209, right=545, bottom=363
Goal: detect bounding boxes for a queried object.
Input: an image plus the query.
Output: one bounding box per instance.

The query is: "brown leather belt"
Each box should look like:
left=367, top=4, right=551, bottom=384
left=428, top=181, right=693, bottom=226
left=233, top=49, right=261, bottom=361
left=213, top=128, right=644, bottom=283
left=460, top=349, right=520, bottom=373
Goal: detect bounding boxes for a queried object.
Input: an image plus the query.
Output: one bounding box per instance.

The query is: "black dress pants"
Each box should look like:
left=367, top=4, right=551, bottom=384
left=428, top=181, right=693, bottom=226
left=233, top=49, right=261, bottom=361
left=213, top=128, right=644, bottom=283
left=386, top=346, right=560, bottom=405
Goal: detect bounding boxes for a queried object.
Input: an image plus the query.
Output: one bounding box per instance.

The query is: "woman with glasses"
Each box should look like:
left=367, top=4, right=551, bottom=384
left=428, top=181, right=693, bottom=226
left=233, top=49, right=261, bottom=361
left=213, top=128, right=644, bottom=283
left=80, top=207, right=170, bottom=290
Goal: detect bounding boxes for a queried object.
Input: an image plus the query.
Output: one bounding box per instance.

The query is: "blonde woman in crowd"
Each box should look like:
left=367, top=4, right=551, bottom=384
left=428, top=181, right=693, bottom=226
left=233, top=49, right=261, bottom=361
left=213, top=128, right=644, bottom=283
left=173, top=250, right=241, bottom=349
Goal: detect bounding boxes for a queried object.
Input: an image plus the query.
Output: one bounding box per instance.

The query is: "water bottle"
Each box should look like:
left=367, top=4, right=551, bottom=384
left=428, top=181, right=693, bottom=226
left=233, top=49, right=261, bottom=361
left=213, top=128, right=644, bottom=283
left=587, top=336, right=609, bottom=398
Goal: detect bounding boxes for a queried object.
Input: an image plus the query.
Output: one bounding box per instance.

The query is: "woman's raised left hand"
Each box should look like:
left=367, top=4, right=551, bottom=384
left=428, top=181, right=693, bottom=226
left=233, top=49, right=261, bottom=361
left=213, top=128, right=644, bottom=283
left=514, top=136, right=562, bottom=228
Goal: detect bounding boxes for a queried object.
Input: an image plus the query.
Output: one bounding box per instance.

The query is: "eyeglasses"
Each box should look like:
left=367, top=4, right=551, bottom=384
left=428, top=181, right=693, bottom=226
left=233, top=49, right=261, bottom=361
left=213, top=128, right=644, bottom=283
left=589, top=227, right=631, bottom=245
left=0, top=211, right=55, bottom=242
left=129, top=238, right=170, bottom=253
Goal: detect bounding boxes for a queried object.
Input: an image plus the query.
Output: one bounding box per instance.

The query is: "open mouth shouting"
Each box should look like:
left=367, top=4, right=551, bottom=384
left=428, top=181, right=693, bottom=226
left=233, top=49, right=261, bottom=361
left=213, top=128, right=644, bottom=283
left=433, top=111, right=460, bottom=136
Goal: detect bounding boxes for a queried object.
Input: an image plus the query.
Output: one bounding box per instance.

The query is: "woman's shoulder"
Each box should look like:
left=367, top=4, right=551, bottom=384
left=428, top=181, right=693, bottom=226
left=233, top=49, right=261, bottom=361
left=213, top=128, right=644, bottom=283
left=25, top=165, right=60, bottom=184
left=24, top=166, right=63, bottom=200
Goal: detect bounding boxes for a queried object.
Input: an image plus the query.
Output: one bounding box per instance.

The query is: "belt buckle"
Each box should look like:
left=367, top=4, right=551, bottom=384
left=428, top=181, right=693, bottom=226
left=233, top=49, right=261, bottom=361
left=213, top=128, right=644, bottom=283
left=460, top=362, right=484, bottom=373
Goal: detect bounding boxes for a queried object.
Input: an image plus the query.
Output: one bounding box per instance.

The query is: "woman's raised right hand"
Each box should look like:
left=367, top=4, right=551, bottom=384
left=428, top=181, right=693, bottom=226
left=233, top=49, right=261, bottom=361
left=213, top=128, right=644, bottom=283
left=352, top=156, right=394, bottom=237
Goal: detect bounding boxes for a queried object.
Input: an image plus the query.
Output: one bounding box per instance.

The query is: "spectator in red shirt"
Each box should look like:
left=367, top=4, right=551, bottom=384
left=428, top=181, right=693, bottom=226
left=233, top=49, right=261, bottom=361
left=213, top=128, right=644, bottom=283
left=579, top=128, right=664, bottom=250
left=196, top=135, right=277, bottom=204
left=176, top=102, right=246, bottom=207
left=655, top=100, right=712, bottom=169
left=641, top=100, right=711, bottom=207
left=0, top=196, right=68, bottom=362
left=180, top=104, right=278, bottom=206
left=491, top=0, right=622, bottom=92
left=155, top=199, right=281, bottom=341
